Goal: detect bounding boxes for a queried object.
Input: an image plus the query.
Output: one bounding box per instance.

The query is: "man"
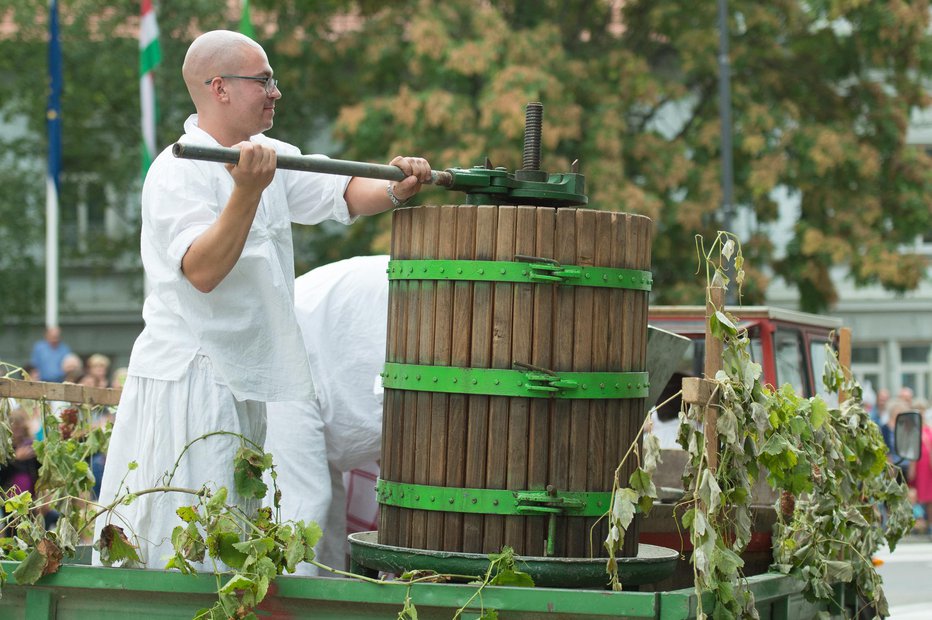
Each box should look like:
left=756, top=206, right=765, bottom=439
left=93, top=30, right=430, bottom=570
left=263, top=255, right=388, bottom=575
left=30, top=326, right=71, bottom=383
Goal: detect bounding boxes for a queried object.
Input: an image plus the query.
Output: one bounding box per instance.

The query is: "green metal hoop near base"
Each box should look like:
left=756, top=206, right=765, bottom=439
left=376, top=479, right=611, bottom=517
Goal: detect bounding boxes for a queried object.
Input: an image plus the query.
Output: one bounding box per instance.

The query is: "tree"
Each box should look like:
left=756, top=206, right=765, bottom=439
left=262, top=0, right=932, bottom=311
left=1, top=0, right=929, bottom=319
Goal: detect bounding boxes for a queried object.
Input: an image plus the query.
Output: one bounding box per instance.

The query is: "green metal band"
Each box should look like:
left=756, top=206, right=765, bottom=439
left=381, top=362, right=649, bottom=399
left=376, top=479, right=611, bottom=517
left=387, top=259, right=652, bottom=291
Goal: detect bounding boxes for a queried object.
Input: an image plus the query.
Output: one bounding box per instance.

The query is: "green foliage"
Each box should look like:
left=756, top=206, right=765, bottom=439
left=3, top=1, right=931, bottom=318
left=677, top=235, right=912, bottom=618
left=603, top=420, right=662, bottom=591
left=769, top=347, right=913, bottom=616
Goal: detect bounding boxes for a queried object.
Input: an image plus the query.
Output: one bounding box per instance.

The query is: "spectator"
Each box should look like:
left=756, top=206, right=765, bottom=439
left=111, top=367, right=128, bottom=390
left=0, top=407, right=39, bottom=497
left=30, top=326, right=71, bottom=382
left=61, top=353, right=85, bottom=384
left=870, top=387, right=890, bottom=427
left=20, top=364, right=40, bottom=382
left=908, top=414, right=932, bottom=536
left=79, top=354, right=112, bottom=389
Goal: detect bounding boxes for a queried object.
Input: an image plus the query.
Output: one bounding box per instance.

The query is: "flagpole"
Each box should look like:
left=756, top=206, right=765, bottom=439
left=46, top=0, right=62, bottom=329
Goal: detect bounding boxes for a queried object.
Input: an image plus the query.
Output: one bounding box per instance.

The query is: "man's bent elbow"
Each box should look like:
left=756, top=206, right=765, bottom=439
left=181, top=263, right=221, bottom=294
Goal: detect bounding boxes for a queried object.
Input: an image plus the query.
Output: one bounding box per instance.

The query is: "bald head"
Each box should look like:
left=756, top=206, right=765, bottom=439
left=182, top=30, right=266, bottom=108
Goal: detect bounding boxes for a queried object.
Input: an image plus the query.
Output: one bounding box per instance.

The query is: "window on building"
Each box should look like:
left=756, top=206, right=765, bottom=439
left=900, top=344, right=930, bottom=400
left=851, top=344, right=884, bottom=395
left=60, top=174, right=110, bottom=253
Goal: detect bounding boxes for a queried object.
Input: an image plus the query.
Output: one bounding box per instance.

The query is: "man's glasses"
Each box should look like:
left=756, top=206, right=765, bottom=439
left=204, top=75, right=279, bottom=96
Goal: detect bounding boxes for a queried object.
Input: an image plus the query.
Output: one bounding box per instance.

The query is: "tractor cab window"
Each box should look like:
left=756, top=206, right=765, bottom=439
left=774, top=328, right=807, bottom=396
left=809, top=338, right=835, bottom=402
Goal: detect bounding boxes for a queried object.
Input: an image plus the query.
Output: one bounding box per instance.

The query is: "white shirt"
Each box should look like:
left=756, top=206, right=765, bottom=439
left=293, top=254, right=388, bottom=471
left=127, top=115, right=353, bottom=402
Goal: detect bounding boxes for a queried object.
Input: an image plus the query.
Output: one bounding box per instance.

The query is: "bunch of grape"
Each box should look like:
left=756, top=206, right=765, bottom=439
left=59, top=407, right=78, bottom=440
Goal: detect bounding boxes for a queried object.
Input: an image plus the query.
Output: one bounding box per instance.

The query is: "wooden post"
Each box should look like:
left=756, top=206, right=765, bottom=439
left=680, top=286, right=726, bottom=474
left=838, top=327, right=852, bottom=403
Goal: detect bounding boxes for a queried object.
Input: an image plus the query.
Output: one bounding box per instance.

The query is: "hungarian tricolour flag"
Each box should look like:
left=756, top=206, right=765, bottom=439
left=139, top=0, right=161, bottom=177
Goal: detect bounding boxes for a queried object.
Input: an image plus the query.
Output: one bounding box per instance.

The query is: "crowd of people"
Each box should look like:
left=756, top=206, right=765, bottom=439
left=1, top=326, right=126, bottom=527
left=867, top=385, right=932, bottom=536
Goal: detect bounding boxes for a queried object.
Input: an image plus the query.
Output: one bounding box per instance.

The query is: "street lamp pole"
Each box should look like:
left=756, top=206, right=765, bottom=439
left=717, top=0, right=737, bottom=304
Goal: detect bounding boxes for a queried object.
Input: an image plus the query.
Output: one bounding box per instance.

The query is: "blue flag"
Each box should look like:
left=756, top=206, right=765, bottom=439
left=45, top=0, right=62, bottom=329
left=48, top=0, right=62, bottom=191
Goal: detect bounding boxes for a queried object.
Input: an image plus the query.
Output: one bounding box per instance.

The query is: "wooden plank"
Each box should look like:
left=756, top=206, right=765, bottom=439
left=626, top=213, right=652, bottom=557
left=549, top=208, right=576, bottom=557
left=0, top=378, right=120, bottom=407
left=398, top=207, right=425, bottom=546
left=566, top=209, right=594, bottom=557
left=619, top=213, right=641, bottom=558
left=526, top=207, right=554, bottom=555
left=505, top=206, right=536, bottom=553
left=409, top=205, right=439, bottom=550
left=427, top=205, right=457, bottom=550
left=462, top=205, right=495, bottom=553
left=443, top=205, right=476, bottom=552
left=604, top=212, right=626, bottom=498
left=482, top=206, right=516, bottom=553
left=586, top=211, right=613, bottom=555
left=379, top=206, right=411, bottom=545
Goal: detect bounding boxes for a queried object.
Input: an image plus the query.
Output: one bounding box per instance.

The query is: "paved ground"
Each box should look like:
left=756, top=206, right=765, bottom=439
left=875, top=536, right=932, bottom=619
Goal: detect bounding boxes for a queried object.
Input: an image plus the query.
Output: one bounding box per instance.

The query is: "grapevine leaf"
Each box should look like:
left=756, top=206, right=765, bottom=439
left=233, top=451, right=268, bottom=501
left=206, top=487, right=228, bottom=515
left=628, top=467, right=657, bottom=498
left=611, top=488, right=638, bottom=530
left=233, top=537, right=275, bottom=557
left=12, top=548, right=46, bottom=585
left=490, top=568, right=535, bottom=588
left=699, top=470, right=722, bottom=513
left=714, top=311, right=737, bottom=336
left=643, top=432, right=662, bottom=473
left=823, top=560, right=853, bottom=583
left=284, top=532, right=305, bottom=573
left=95, top=524, right=141, bottom=567
left=810, top=398, right=828, bottom=430
left=219, top=574, right=254, bottom=594
left=176, top=505, right=201, bottom=524
left=711, top=544, right=744, bottom=575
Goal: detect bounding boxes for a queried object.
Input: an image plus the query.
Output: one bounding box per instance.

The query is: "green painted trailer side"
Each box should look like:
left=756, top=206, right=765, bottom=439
left=0, top=563, right=841, bottom=619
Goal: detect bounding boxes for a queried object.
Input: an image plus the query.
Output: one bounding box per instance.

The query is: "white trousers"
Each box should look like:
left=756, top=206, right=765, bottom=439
left=92, top=355, right=267, bottom=571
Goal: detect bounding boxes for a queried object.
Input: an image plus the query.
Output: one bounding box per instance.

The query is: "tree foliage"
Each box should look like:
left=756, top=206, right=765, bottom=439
left=1, top=0, right=930, bottom=316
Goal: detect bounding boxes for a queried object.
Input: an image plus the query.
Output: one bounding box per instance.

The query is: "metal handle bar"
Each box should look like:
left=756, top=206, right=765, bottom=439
left=171, top=143, right=454, bottom=187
